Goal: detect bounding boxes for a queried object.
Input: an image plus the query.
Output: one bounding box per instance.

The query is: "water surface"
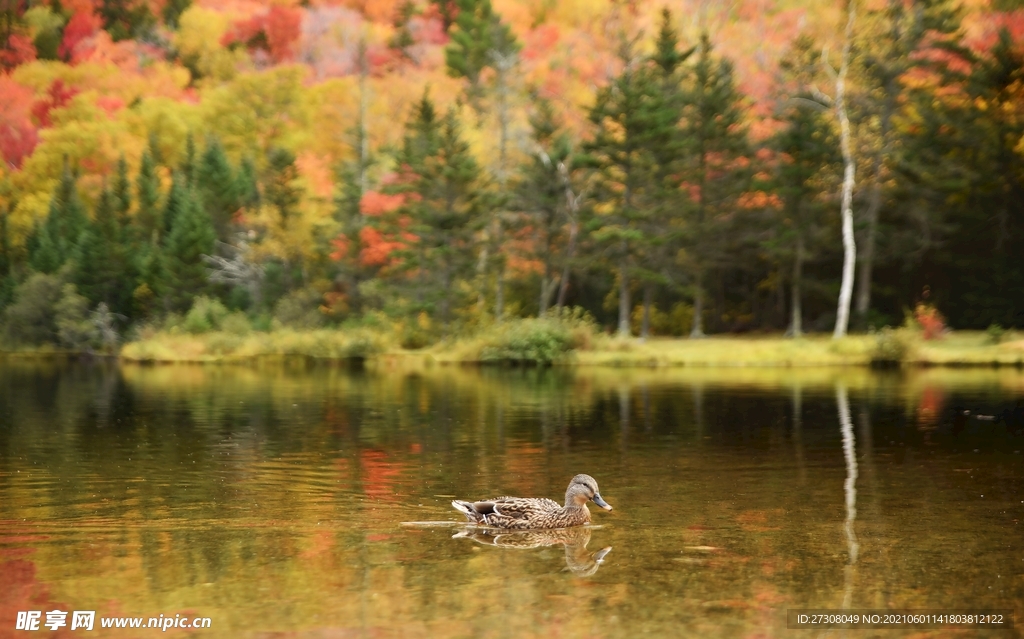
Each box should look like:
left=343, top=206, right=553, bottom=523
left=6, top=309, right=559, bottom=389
left=1, top=361, right=1022, bottom=637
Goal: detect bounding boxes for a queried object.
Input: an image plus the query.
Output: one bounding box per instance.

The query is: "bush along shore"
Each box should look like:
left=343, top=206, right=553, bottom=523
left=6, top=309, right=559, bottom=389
left=2, top=299, right=1015, bottom=368
left=1, top=291, right=1021, bottom=367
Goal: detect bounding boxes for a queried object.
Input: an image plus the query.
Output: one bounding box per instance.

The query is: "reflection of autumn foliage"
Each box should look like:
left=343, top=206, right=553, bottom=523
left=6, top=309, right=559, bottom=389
left=0, top=559, right=73, bottom=639
left=359, top=449, right=403, bottom=503
left=916, top=386, right=945, bottom=431
left=223, top=6, right=302, bottom=64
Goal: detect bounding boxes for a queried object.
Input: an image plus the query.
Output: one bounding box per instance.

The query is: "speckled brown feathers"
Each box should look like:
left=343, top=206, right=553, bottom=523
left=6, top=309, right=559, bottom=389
left=451, top=474, right=612, bottom=530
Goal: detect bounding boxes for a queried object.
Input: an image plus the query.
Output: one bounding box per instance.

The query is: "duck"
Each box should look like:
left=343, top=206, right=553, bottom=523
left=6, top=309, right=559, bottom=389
left=452, top=526, right=612, bottom=577
left=451, top=474, right=612, bottom=530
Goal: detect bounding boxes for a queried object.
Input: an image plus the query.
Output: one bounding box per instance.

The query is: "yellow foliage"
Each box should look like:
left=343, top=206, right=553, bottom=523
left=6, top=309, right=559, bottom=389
left=201, top=65, right=311, bottom=164
left=11, top=94, right=143, bottom=238
left=175, top=7, right=248, bottom=84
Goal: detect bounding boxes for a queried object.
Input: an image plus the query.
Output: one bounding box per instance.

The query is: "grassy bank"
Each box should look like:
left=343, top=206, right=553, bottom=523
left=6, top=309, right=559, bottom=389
left=108, top=323, right=1024, bottom=368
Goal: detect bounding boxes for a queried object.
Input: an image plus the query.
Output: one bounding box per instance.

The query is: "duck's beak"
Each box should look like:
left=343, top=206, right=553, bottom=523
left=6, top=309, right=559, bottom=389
left=593, top=494, right=613, bottom=511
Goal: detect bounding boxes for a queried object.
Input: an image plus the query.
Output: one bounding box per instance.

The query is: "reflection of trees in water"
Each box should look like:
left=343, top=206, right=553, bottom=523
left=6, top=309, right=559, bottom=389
left=453, top=526, right=612, bottom=577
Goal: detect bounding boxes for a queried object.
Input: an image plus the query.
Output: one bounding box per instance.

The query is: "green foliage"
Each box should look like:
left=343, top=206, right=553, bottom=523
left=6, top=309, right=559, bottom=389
left=196, top=136, right=239, bottom=239
left=30, top=165, right=89, bottom=274
left=73, top=186, right=135, bottom=317
left=162, top=0, right=191, bottom=28
left=478, top=316, right=585, bottom=365
left=99, top=0, right=156, bottom=41
left=987, top=324, right=1006, bottom=345
left=54, top=284, right=95, bottom=349
left=272, top=287, right=324, bottom=329
left=2, top=273, right=64, bottom=346
left=182, top=295, right=229, bottom=333
left=162, top=187, right=215, bottom=311
left=444, top=0, right=520, bottom=100
left=264, top=147, right=301, bottom=224
left=870, top=327, right=913, bottom=366
left=136, top=150, right=162, bottom=243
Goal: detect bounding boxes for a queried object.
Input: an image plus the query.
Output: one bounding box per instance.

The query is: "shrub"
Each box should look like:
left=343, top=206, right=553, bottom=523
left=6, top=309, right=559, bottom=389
left=544, top=306, right=599, bottom=350
left=987, top=323, right=1006, bottom=345
left=272, top=288, right=324, bottom=329
left=479, top=317, right=576, bottom=365
left=2, top=273, right=63, bottom=345
left=914, top=302, right=946, bottom=340
left=871, top=327, right=912, bottom=366
left=183, top=296, right=230, bottom=334
left=55, top=284, right=96, bottom=350
left=221, top=311, right=252, bottom=335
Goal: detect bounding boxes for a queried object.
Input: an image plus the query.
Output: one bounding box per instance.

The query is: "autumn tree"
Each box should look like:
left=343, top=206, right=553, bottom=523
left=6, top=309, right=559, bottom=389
left=851, top=0, right=965, bottom=326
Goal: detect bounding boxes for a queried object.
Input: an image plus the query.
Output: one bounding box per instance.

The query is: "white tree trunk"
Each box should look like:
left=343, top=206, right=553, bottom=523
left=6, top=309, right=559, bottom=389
left=833, top=1, right=857, bottom=340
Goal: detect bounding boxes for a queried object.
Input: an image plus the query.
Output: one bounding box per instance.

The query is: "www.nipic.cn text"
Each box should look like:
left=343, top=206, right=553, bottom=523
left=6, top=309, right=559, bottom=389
left=15, top=610, right=212, bottom=632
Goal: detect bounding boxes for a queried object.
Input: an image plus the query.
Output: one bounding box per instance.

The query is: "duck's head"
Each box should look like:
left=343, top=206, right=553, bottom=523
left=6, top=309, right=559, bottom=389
left=565, top=474, right=613, bottom=511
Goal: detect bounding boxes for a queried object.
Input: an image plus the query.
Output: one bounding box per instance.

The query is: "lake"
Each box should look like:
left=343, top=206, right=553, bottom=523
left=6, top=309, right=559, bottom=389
left=1, top=360, right=1022, bottom=637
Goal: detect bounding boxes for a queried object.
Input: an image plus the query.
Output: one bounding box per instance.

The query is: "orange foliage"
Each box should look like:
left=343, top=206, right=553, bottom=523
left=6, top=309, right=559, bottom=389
left=0, top=77, right=38, bottom=169
left=359, top=190, right=405, bottom=216
left=358, top=225, right=408, bottom=266
left=223, top=5, right=302, bottom=63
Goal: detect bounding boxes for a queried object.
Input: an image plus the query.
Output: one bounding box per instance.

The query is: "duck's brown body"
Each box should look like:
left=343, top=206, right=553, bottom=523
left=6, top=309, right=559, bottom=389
left=451, top=474, right=612, bottom=530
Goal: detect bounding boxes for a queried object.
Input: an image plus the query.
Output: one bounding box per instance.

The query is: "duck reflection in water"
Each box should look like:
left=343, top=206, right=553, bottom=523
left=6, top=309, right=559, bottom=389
left=452, top=526, right=612, bottom=577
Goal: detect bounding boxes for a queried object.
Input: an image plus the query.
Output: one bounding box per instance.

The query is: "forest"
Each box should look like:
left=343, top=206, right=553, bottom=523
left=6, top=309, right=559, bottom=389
left=0, top=0, right=1023, bottom=352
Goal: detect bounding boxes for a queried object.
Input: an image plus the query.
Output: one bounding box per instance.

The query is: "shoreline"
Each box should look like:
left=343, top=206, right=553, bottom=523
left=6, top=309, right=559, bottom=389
left=3, top=331, right=1023, bottom=368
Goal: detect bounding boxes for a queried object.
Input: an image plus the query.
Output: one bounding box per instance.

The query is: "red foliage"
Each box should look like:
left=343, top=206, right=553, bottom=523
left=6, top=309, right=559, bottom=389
left=358, top=226, right=407, bottom=266
left=223, top=6, right=302, bottom=64
left=59, top=10, right=102, bottom=62
left=0, top=77, right=38, bottom=169
left=0, top=121, right=38, bottom=169
left=914, top=302, right=946, bottom=340
left=0, top=33, right=36, bottom=70
left=32, top=80, right=80, bottom=128
left=95, top=95, right=125, bottom=116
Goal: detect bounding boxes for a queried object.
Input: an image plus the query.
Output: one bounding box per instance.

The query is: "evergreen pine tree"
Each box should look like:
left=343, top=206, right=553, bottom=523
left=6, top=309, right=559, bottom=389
left=73, top=185, right=135, bottom=316
left=677, top=33, right=751, bottom=336
left=181, top=133, right=197, bottom=186
left=112, top=155, right=132, bottom=225
left=583, top=38, right=665, bottom=337
left=237, top=157, right=260, bottom=210
left=162, top=171, right=187, bottom=236
left=30, top=163, right=89, bottom=274
left=196, top=136, right=239, bottom=239
left=264, top=147, right=301, bottom=226
left=514, top=99, right=576, bottom=316
left=136, top=150, right=162, bottom=243
left=387, top=92, right=481, bottom=328
left=444, top=0, right=518, bottom=105
left=769, top=37, right=839, bottom=336
left=163, top=187, right=215, bottom=311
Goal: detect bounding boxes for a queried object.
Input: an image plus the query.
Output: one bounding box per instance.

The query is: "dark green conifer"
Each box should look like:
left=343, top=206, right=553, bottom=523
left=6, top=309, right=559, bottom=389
left=30, top=163, right=89, bottom=274
left=162, top=187, right=215, bottom=311
left=136, top=150, right=162, bottom=243
left=196, top=136, right=239, bottom=239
